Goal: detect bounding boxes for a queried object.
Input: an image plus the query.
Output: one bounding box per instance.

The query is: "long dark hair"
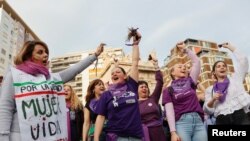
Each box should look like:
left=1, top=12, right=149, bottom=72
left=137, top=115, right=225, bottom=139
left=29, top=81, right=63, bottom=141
left=85, top=79, right=104, bottom=103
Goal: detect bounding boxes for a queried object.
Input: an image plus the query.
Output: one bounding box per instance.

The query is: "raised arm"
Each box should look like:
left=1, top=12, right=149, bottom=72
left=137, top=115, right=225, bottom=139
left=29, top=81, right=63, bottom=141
left=176, top=41, right=200, bottom=83
left=187, top=49, right=200, bottom=83
left=129, top=31, right=141, bottom=82
left=149, top=55, right=163, bottom=102
left=0, top=72, right=15, bottom=141
left=220, top=42, right=248, bottom=81
left=59, top=43, right=104, bottom=82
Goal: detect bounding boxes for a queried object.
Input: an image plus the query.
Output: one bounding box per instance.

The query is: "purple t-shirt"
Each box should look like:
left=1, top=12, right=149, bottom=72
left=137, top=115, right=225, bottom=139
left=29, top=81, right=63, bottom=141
left=95, top=77, right=143, bottom=138
left=162, top=77, right=204, bottom=121
left=139, top=71, right=163, bottom=124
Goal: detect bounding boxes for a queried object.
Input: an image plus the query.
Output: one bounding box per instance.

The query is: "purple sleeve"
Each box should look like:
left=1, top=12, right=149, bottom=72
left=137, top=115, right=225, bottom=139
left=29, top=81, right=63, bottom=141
left=164, top=103, right=176, bottom=132
left=95, top=91, right=109, bottom=116
left=187, top=49, right=201, bottom=84
left=162, top=88, right=172, bottom=105
left=151, top=70, right=163, bottom=103
left=127, top=77, right=139, bottom=98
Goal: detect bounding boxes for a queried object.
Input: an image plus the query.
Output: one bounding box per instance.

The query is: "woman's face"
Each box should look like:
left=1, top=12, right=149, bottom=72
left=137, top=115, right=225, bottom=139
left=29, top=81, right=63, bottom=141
left=138, top=83, right=149, bottom=99
left=64, top=85, right=72, bottom=100
left=171, top=64, right=187, bottom=79
left=93, top=82, right=105, bottom=96
left=31, top=45, right=49, bottom=66
left=214, top=62, right=227, bottom=79
left=111, top=67, right=126, bottom=84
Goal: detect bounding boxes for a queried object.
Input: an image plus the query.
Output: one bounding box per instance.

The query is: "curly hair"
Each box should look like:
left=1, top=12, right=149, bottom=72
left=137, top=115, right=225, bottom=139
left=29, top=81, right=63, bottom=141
left=64, top=84, right=83, bottom=110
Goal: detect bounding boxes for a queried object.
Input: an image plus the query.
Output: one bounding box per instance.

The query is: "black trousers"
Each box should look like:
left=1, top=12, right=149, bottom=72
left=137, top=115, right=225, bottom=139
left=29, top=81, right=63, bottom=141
left=216, top=109, right=250, bottom=125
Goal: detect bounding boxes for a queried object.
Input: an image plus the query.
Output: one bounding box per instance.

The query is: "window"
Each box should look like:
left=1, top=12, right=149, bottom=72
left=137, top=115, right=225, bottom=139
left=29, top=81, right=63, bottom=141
left=208, top=57, right=215, bottom=64
left=1, top=49, right=6, bottom=55
left=203, top=42, right=211, bottom=48
left=215, top=57, right=224, bottom=62
left=197, top=50, right=209, bottom=57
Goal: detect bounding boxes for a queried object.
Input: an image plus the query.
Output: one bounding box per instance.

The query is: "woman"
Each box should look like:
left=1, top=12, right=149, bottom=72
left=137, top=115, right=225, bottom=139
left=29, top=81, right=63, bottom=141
left=0, top=40, right=104, bottom=141
left=138, top=55, right=166, bottom=141
left=203, top=42, right=250, bottom=125
left=94, top=29, right=143, bottom=141
left=162, top=41, right=207, bottom=141
left=64, top=84, right=84, bottom=141
left=82, top=79, right=106, bottom=141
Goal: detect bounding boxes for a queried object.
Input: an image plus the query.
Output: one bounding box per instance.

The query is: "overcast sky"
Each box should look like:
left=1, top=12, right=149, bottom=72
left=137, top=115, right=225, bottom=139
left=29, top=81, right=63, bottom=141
left=7, top=0, right=250, bottom=66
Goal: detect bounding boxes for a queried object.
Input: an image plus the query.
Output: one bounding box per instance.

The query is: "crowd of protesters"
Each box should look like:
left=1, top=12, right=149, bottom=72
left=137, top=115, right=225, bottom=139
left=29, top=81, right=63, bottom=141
left=0, top=28, right=249, bottom=141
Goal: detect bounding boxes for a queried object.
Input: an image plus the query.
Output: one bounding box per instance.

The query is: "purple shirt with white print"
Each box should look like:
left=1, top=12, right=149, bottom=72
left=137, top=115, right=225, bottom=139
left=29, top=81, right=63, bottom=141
left=162, top=77, right=204, bottom=122
left=95, top=77, right=143, bottom=138
left=162, top=49, right=204, bottom=123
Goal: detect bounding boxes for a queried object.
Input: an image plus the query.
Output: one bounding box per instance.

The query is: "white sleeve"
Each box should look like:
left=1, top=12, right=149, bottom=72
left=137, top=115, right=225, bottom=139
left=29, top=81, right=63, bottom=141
left=203, top=86, right=215, bottom=115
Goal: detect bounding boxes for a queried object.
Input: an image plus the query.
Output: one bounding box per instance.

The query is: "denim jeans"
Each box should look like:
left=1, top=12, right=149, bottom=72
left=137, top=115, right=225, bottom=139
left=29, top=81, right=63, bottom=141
left=176, top=112, right=207, bottom=141
left=117, top=136, right=141, bottom=141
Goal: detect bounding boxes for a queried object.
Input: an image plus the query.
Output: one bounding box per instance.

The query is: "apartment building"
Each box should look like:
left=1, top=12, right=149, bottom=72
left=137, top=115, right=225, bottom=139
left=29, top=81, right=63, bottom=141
left=0, top=0, right=39, bottom=75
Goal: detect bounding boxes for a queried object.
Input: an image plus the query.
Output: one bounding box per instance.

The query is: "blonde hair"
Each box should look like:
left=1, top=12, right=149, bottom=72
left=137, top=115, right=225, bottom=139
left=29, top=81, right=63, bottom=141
left=14, top=40, right=49, bottom=65
left=64, top=84, right=83, bottom=110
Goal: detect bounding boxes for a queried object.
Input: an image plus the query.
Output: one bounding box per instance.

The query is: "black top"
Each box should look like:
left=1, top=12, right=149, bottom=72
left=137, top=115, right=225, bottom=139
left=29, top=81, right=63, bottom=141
left=85, top=101, right=98, bottom=123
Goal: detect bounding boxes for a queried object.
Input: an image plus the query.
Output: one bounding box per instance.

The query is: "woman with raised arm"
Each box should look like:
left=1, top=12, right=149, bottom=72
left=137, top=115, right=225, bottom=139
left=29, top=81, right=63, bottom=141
left=203, top=42, right=250, bottom=125
left=94, top=29, right=143, bottom=141
left=0, top=40, right=104, bottom=141
left=162, top=41, right=207, bottom=141
left=138, top=54, right=166, bottom=141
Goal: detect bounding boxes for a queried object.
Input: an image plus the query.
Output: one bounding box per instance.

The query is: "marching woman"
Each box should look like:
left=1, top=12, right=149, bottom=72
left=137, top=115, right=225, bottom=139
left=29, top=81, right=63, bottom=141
left=0, top=40, right=104, bottom=141
left=162, top=41, right=207, bottom=141
left=203, top=42, right=250, bottom=125
left=94, top=29, right=143, bottom=141
left=138, top=54, right=166, bottom=141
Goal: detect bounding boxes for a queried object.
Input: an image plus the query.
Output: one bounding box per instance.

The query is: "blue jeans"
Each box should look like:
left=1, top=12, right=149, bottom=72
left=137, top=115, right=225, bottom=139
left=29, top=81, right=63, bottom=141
left=176, top=112, right=207, bottom=141
left=117, top=136, right=141, bottom=141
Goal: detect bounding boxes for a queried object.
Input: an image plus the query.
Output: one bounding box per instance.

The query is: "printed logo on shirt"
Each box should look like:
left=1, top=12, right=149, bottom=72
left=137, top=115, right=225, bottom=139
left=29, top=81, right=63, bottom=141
left=174, top=90, right=191, bottom=99
left=126, top=99, right=136, bottom=104
left=112, top=91, right=136, bottom=107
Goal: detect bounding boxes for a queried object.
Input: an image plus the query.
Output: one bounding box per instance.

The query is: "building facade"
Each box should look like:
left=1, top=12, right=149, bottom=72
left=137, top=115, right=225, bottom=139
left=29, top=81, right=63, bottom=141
left=0, top=0, right=39, bottom=75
